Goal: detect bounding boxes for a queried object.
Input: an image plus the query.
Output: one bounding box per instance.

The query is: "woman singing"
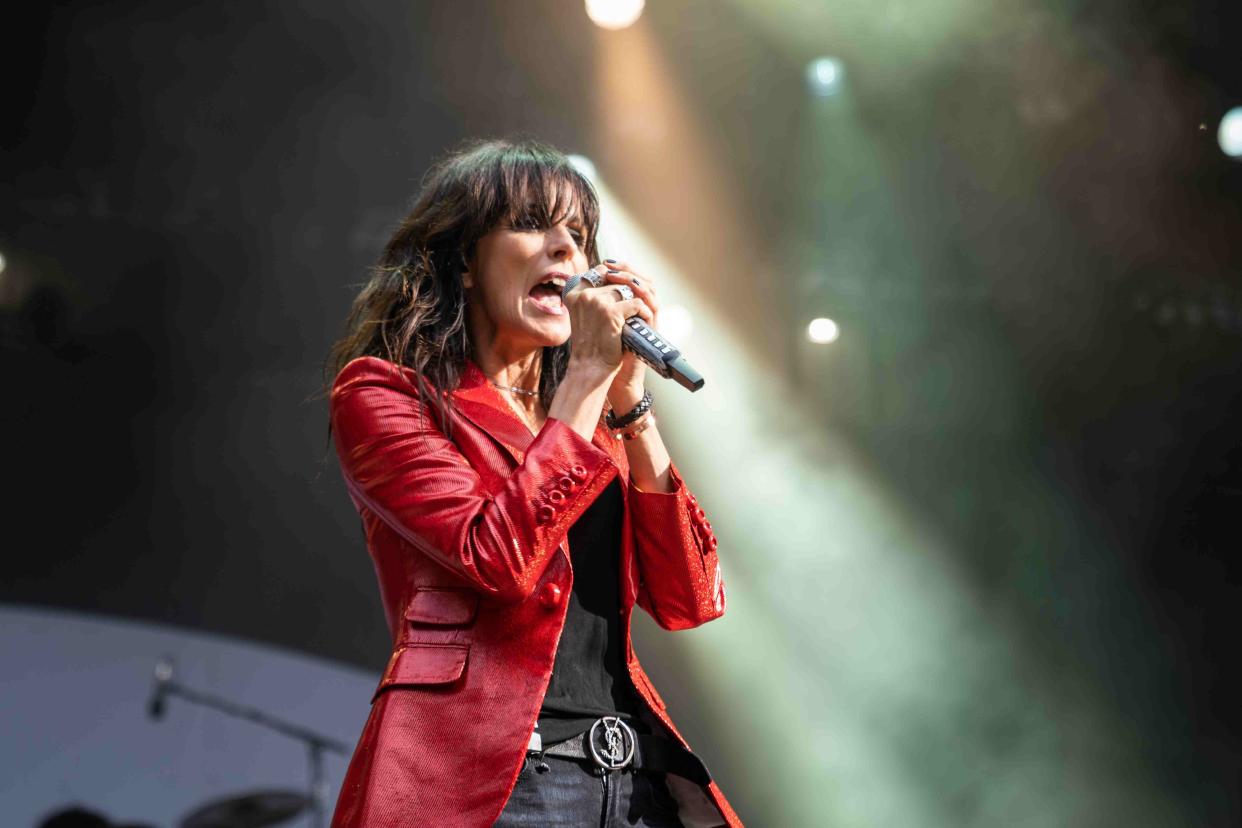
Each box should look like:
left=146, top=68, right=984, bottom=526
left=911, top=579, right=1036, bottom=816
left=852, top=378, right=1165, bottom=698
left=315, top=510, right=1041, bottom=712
left=326, top=138, right=739, bottom=827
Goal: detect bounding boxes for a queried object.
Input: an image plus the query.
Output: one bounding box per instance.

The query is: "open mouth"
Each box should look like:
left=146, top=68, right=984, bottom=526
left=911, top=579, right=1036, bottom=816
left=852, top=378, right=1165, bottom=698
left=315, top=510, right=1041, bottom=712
left=528, top=275, right=567, bottom=314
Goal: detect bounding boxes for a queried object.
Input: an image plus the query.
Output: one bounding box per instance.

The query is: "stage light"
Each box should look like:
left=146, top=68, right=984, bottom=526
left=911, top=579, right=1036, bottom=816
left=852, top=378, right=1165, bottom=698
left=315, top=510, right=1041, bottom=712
left=659, top=304, right=694, bottom=343
left=0, top=251, right=6, bottom=274
left=585, top=0, right=645, bottom=30
left=806, top=57, right=844, bottom=97
left=807, top=317, right=840, bottom=343
left=1219, top=107, right=1242, bottom=158
left=586, top=151, right=1150, bottom=828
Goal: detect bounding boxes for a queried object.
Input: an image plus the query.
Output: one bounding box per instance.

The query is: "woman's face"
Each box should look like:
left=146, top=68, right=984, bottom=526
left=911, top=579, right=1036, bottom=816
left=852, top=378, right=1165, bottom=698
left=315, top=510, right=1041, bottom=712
left=465, top=195, right=591, bottom=356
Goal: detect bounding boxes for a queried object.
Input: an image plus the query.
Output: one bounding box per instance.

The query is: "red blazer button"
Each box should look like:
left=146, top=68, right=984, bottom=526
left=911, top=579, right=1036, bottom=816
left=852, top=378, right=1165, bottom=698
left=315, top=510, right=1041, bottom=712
left=558, top=476, right=575, bottom=492
left=706, top=536, right=719, bottom=552
left=548, top=490, right=566, bottom=505
left=540, top=582, right=563, bottom=609
left=570, top=464, right=588, bottom=482
left=536, top=505, right=556, bottom=525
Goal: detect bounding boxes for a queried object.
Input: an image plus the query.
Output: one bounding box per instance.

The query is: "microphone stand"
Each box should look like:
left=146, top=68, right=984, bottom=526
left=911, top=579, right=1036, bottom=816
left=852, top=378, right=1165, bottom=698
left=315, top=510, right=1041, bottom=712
left=150, top=659, right=350, bottom=828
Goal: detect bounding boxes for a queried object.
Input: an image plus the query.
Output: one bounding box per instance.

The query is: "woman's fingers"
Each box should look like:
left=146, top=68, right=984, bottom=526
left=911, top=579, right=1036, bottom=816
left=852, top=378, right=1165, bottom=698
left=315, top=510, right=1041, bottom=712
left=601, top=261, right=659, bottom=320
left=602, top=262, right=657, bottom=296
left=614, top=297, right=654, bottom=325
left=574, top=286, right=653, bottom=325
left=563, top=262, right=659, bottom=370
left=565, top=283, right=653, bottom=337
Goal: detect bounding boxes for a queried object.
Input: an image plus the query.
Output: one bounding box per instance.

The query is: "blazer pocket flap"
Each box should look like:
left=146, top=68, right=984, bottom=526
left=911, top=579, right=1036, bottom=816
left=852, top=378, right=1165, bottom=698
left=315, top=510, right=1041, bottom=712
left=376, top=644, right=469, bottom=698
left=404, top=588, right=479, bottom=626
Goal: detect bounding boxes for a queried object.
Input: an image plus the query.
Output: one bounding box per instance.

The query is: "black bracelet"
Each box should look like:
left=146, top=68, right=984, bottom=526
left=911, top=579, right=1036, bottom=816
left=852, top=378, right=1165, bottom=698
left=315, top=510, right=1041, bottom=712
left=605, top=390, right=653, bottom=430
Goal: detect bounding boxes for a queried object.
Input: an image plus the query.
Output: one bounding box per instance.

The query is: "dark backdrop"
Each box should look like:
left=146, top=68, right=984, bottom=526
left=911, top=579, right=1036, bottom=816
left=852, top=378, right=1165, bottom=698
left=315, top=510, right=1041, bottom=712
left=4, top=0, right=1240, bottom=821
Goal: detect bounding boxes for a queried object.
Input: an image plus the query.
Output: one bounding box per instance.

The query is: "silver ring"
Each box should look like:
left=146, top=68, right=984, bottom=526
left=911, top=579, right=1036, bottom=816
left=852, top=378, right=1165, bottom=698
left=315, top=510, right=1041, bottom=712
left=612, top=285, right=634, bottom=302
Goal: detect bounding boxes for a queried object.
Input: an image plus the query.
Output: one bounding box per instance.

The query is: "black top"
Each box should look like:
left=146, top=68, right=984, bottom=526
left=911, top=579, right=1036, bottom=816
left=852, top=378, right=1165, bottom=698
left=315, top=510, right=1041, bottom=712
left=537, top=478, right=648, bottom=745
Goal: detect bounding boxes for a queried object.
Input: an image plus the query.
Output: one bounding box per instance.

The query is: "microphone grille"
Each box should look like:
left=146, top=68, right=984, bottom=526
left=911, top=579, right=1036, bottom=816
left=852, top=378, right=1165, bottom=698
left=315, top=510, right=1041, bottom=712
left=560, top=269, right=603, bottom=299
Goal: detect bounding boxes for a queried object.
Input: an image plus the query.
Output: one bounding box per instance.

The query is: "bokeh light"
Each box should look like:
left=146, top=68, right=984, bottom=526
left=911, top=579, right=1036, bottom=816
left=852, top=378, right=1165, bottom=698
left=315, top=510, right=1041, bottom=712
left=585, top=0, right=645, bottom=30
left=1219, top=107, right=1242, bottom=157
left=806, top=57, right=844, bottom=97
left=807, top=316, right=840, bottom=343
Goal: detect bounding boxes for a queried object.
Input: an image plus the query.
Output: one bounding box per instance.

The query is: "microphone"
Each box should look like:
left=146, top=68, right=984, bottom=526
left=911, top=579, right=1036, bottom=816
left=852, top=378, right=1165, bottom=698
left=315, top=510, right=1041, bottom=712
left=561, top=271, right=704, bottom=392
left=147, top=656, right=175, bottom=720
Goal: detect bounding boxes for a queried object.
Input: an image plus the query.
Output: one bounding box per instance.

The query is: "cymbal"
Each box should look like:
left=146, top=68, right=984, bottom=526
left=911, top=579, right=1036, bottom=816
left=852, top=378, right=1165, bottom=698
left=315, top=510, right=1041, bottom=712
left=180, top=790, right=311, bottom=828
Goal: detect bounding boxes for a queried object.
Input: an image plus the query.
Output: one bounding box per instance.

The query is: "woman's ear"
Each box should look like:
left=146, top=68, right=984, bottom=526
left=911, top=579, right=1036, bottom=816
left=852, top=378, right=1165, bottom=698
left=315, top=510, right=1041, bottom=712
left=460, top=251, right=474, bottom=288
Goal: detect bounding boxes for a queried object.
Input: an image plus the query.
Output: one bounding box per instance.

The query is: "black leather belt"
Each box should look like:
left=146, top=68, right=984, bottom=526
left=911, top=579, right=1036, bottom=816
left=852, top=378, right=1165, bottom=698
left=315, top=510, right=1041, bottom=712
left=529, top=716, right=711, bottom=787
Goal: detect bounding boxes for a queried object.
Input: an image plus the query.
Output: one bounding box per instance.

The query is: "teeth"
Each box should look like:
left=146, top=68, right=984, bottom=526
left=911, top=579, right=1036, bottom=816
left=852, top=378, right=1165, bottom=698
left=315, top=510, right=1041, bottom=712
left=550, top=277, right=566, bottom=288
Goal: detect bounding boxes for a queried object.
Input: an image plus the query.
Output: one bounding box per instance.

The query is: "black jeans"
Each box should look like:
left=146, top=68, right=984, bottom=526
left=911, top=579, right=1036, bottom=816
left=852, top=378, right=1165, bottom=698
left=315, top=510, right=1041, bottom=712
left=493, top=754, right=685, bottom=827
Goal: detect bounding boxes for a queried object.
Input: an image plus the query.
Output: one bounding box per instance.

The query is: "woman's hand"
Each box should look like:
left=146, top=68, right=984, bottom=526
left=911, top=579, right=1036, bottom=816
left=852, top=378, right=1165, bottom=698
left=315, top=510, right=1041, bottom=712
left=550, top=262, right=656, bottom=439
left=597, top=260, right=660, bottom=411
left=597, top=260, right=673, bottom=493
left=562, top=262, right=656, bottom=382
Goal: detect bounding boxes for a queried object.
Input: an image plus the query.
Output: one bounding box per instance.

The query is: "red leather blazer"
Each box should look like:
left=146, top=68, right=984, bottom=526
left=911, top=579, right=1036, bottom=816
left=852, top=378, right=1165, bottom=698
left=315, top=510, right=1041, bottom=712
left=328, top=357, right=740, bottom=827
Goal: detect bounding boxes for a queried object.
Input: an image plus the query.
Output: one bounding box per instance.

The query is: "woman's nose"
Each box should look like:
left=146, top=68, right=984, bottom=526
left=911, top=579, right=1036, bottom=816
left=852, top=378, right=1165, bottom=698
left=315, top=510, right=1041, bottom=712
left=546, top=226, right=576, bottom=260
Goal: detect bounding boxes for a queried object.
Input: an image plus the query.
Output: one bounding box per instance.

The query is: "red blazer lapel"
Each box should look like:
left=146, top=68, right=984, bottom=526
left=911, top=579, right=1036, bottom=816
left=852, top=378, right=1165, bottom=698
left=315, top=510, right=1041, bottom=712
left=450, top=362, right=535, bottom=465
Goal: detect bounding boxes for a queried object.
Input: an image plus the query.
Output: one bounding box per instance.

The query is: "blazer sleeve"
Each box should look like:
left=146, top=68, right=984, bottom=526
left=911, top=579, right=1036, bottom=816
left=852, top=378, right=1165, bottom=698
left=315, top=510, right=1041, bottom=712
left=627, top=466, right=726, bottom=631
left=330, top=357, right=618, bottom=603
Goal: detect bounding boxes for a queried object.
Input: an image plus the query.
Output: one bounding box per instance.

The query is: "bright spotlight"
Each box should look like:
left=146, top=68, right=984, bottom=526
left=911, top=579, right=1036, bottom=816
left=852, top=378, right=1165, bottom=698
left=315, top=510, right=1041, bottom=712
left=0, top=251, right=6, bottom=274
left=659, top=304, right=694, bottom=344
left=1220, top=107, right=1242, bottom=158
left=807, top=317, right=840, bottom=344
left=585, top=0, right=645, bottom=30
left=806, top=58, right=844, bottom=98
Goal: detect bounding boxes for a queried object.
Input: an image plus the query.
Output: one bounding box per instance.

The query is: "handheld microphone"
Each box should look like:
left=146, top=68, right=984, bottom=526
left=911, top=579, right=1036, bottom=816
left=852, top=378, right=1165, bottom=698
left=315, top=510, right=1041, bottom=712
left=561, top=270, right=704, bottom=392
left=147, top=657, right=175, bottom=720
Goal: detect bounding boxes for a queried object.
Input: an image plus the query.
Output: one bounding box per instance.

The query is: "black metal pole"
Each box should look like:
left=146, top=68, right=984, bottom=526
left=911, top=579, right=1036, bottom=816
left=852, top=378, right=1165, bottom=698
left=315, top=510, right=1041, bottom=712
left=308, top=741, right=326, bottom=828
left=153, top=670, right=349, bottom=827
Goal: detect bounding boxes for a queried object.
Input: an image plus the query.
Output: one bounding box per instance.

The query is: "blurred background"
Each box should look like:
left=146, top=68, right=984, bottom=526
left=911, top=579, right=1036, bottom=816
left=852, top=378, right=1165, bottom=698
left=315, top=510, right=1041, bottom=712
left=3, top=0, right=1240, bottom=825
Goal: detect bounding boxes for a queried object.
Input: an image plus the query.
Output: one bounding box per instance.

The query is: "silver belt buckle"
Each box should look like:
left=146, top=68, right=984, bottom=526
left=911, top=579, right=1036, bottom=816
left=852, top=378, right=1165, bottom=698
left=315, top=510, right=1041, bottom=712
left=588, top=716, right=636, bottom=770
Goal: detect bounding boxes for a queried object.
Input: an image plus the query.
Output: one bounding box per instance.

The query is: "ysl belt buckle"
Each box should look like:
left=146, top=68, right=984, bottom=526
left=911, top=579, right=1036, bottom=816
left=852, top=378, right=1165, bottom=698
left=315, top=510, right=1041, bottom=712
left=588, top=716, right=637, bottom=770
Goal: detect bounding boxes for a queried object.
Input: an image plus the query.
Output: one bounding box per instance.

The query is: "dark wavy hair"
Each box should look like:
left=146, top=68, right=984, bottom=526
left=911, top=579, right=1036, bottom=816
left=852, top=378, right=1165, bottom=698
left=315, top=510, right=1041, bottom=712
left=326, top=138, right=602, bottom=430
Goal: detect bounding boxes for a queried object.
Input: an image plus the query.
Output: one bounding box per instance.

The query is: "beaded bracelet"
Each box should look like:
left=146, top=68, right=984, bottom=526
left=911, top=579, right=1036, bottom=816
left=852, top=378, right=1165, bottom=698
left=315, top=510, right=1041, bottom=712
left=605, top=390, right=653, bottom=430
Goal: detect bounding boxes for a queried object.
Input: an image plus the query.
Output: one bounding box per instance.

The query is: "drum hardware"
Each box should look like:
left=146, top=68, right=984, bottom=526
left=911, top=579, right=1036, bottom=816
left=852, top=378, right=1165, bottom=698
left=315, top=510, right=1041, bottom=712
left=179, top=790, right=311, bottom=828
left=147, top=657, right=350, bottom=828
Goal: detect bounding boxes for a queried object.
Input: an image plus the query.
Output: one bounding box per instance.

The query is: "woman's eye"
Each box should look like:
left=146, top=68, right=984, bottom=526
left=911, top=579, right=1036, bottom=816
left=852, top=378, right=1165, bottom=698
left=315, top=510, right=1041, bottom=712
left=513, top=214, right=541, bottom=231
